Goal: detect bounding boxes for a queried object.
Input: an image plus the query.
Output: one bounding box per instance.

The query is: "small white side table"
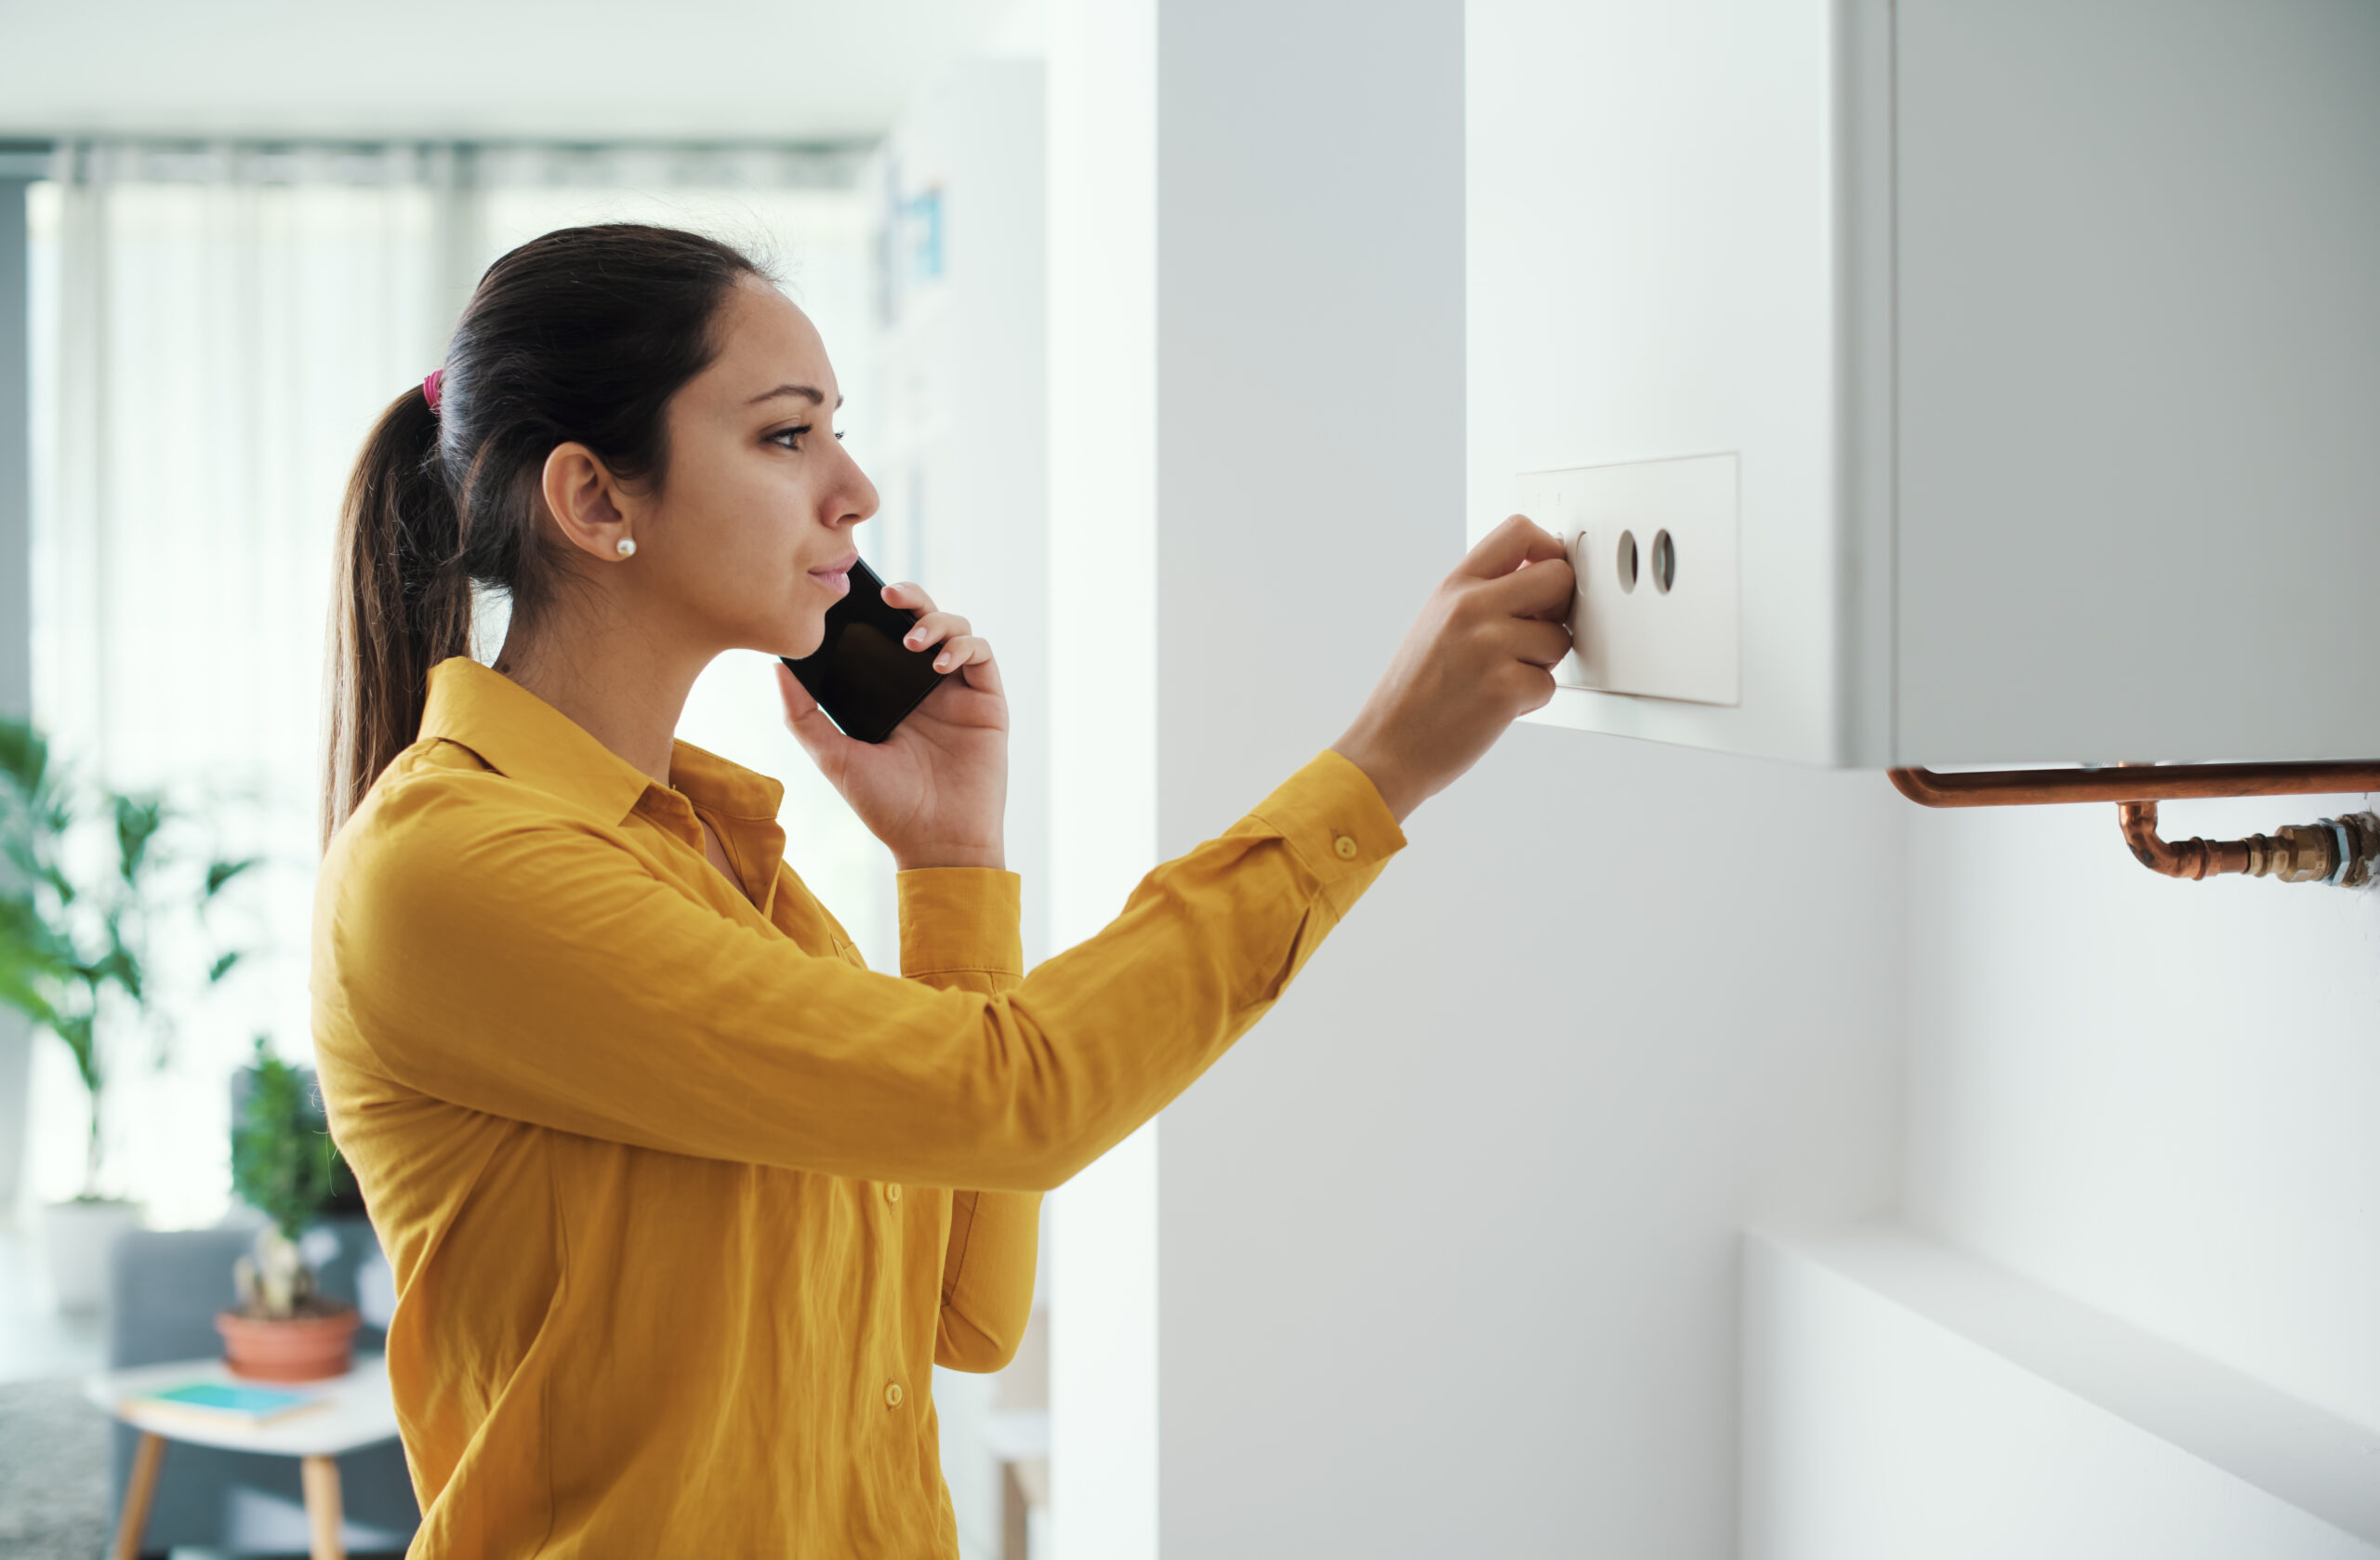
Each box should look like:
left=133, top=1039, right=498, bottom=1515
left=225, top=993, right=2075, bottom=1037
left=84, top=1352, right=402, bottom=1560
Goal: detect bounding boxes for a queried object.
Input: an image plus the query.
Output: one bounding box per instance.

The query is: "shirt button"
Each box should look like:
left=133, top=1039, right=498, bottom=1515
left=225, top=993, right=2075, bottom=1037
left=1333, top=835, right=1359, bottom=860
left=885, top=1183, right=902, bottom=1205
left=885, top=1382, right=905, bottom=1408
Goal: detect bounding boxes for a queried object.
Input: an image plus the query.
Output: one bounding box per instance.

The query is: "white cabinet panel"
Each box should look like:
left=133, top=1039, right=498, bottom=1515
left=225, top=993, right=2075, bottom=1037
left=1470, top=0, right=2380, bottom=767
left=1894, top=0, right=2380, bottom=765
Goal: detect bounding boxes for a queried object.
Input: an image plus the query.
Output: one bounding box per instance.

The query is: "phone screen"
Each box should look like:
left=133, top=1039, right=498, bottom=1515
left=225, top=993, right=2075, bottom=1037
left=779, top=559, right=950, bottom=744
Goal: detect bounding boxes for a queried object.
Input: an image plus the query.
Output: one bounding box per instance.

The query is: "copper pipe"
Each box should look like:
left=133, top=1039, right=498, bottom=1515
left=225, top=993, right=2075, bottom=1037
left=2116, top=801, right=2378, bottom=886
left=1888, top=761, right=2380, bottom=808
left=2119, top=800, right=2259, bottom=879
left=1890, top=762, right=2380, bottom=887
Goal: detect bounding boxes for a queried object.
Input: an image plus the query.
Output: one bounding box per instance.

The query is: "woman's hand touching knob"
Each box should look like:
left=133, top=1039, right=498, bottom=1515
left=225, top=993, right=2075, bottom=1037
left=1329, top=515, right=1576, bottom=823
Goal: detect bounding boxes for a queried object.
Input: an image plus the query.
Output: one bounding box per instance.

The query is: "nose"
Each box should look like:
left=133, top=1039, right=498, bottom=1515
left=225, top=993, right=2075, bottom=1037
left=831, top=440, right=879, bottom=532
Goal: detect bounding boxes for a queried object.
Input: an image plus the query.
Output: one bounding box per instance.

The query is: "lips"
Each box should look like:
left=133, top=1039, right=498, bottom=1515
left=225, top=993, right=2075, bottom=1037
left=810, top=552, right=857, bottom=597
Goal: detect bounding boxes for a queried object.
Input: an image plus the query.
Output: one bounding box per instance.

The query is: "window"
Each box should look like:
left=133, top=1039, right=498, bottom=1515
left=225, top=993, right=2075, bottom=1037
left=25, top=141, right=889, bottom=1224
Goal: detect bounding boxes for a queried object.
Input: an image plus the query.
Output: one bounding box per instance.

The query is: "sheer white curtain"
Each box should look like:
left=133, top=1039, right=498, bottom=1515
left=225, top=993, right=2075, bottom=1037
left=24, top=141, right=886, bottom=1225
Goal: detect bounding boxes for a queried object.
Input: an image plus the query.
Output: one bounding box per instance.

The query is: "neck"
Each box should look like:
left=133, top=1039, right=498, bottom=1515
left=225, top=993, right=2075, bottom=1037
left=492, top=602, right=711, bottom=789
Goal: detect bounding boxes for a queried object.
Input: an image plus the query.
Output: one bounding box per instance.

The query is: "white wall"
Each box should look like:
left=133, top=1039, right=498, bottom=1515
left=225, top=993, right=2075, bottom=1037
left=1738, top=794, right=2380, bottom=1557
left=1905, top=794, right=2380, bottom=1434
left=1744, top=1227, right=2380, bottom=1560
left=1149, top=3, right=1904, bottom=1553
left=1054, top=5, right=2380, bottom=1553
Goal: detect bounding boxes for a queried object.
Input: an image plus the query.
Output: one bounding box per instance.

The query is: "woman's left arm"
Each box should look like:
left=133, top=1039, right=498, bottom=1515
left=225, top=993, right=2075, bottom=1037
left=937, top=1185, right=1039, bottom=1373
left=898, top=866, right=1043, bottom=1372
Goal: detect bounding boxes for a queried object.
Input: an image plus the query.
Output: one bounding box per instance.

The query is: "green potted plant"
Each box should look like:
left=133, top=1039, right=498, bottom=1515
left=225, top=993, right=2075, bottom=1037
left=0, top=716, right=257, bottom=1310
left=222, top=1036, right=361, bottom=1381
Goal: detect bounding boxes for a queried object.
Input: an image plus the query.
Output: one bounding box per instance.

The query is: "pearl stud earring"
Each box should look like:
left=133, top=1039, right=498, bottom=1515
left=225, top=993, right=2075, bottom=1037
left=615, top=536, right=637, bottom=559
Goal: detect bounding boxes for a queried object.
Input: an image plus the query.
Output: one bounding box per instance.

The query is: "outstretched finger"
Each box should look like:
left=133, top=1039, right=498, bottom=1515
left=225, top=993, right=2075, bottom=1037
left=880, top=580, right=939, bottom=616
left=1455, top=514, right=1567, bottom=579
left=945, top=635, right=1006, bottom=697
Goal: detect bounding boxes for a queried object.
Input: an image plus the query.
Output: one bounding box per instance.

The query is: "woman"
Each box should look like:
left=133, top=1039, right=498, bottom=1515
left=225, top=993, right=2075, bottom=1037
left=313, top=223, right=1572, bottom=1554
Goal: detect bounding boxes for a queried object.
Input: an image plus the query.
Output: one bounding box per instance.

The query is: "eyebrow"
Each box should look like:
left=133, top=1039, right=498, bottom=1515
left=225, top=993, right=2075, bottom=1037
left=746, top=383, right=844, bottom=410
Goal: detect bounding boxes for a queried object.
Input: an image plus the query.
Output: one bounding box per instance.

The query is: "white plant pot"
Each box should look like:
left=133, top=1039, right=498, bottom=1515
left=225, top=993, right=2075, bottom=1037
left=41, top=1197, right=144, bottom=1313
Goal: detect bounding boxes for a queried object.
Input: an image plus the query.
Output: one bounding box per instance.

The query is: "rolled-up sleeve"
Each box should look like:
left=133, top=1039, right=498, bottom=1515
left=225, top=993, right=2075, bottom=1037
left=315, top=748, right=1404, bottom=1194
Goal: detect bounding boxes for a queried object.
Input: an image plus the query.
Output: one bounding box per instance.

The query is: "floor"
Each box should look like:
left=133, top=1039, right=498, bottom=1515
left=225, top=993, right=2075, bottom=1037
left=0, top=1218, right=113, bottom=1557
left=0, top=1372, right=111, bottom=1558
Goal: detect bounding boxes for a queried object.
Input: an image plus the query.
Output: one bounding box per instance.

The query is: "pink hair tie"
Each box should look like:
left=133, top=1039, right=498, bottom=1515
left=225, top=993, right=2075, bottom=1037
left=422, top=368, right=444, bottom=412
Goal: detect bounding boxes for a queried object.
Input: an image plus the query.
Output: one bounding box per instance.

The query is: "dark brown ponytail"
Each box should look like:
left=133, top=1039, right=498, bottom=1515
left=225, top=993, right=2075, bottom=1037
left=322, top=382, right=469, bottom=849
left=320, top=223, right=764, bottom=849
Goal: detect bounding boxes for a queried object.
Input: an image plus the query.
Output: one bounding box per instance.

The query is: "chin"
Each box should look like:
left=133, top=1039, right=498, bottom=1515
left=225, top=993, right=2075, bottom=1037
left=778, top=615, right=829, bottom=661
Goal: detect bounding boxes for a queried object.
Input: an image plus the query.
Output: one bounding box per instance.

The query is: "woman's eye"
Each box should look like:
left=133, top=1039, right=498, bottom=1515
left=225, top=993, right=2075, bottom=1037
left=769, top=424, right=813, bottom=450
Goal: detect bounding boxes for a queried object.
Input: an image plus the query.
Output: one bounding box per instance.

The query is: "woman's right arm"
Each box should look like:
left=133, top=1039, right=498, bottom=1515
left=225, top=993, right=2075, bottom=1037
left=317, top=747, right=1398, bottom=1193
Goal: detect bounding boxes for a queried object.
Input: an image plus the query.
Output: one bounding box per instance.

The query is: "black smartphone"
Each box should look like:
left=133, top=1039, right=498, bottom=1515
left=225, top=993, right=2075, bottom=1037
left=779, top=558, right=950, bottom=744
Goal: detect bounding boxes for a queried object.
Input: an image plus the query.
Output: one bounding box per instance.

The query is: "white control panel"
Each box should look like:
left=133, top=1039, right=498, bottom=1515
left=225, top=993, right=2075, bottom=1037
left=1518, top=453, right=1740, bottom=707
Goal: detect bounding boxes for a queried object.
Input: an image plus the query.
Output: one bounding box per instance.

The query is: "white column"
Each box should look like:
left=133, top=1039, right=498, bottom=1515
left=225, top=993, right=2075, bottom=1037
left=1044, top=2, right=1159, bottom=1558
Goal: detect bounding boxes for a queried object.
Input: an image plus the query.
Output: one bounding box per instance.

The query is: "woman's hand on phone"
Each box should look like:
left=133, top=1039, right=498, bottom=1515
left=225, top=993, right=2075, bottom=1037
left=1329, top=515, right=1575, bottom=823
left=776, top=582, right=1010, bottom=871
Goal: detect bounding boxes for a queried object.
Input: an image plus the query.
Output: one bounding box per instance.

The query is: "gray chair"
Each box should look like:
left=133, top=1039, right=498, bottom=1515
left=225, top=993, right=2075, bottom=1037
left=107, top=1216, right=419, bottom=1556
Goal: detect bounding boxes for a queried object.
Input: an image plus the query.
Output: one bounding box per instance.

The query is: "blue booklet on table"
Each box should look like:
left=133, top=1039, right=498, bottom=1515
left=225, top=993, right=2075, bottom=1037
left=138, top=1381, right=324, bottom=1425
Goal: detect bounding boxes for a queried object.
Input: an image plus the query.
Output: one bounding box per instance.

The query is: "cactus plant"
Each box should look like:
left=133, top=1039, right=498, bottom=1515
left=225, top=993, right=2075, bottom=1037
left=230, top=1037, right=355, bottom=1318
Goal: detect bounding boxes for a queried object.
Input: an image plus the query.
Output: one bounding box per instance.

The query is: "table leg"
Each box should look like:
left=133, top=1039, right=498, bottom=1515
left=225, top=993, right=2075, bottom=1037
left=300, top=1453, right=346, bottom=1560
left=111, top=1431, right=165, bottom=1560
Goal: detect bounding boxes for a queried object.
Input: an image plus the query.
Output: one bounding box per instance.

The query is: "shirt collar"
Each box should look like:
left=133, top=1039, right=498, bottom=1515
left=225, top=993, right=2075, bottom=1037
left=417, top=657, right=786, bottom=828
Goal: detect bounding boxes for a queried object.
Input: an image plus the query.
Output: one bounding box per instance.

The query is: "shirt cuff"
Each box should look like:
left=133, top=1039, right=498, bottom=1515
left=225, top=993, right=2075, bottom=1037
left=1242, top=749, right=1408, bottom=883
left=898, top=868, right=1025, bottom=980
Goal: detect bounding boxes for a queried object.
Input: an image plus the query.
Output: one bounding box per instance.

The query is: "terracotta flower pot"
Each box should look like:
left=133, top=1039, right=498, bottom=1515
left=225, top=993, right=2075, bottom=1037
left=216, top=1305, right=362, bottom=1382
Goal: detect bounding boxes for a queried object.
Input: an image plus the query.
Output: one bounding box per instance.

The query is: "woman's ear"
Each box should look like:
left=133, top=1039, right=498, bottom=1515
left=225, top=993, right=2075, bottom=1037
left=538, top=442, right=640, bottom=562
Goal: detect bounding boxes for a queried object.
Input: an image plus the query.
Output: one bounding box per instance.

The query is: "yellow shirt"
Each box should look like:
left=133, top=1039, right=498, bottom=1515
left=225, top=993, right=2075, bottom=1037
left=311, top=655, right=1402, bottom=1556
